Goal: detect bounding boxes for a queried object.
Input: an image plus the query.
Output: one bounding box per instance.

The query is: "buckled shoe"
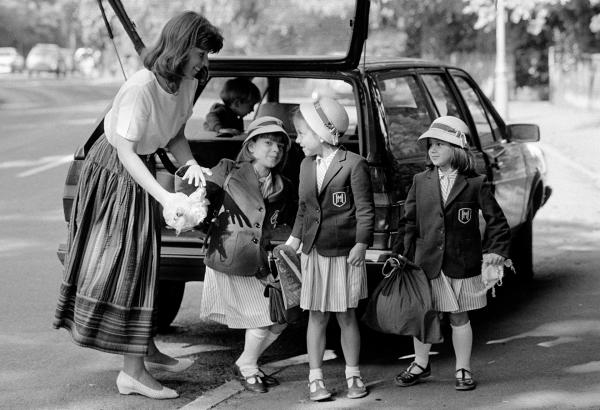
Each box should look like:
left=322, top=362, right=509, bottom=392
left=394, top=362, right=431, bottom=387
left=308, top=379, right=331, bottom=401
left=455, top=368, right=477, bottom=391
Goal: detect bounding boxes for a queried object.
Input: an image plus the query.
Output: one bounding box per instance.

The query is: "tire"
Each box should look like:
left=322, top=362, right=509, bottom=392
left=510, top=211, right=534, bottom=281
left=155, top=280, right=185, bottom=332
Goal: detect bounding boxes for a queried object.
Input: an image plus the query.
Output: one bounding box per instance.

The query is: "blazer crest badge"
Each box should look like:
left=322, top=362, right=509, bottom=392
left=458, top=207, right=472, bottom=224
left=332, top=191, right=347, bottom=207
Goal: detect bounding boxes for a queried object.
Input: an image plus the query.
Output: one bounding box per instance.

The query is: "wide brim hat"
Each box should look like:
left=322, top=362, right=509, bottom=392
left=417, top=115, right=470, bottom=148
left=299, top=97, right=349, bottom=146
left=243, top=116, right=290, bottom=149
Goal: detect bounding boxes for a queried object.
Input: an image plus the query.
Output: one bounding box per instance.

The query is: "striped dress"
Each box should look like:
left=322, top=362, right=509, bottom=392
left=430, top=169, right=487, bottom=313
left=199, top=172, right=275, bottom=329
left=299, top=151, right=368, bottom=312
left=53, top=136, right=159, bottom=356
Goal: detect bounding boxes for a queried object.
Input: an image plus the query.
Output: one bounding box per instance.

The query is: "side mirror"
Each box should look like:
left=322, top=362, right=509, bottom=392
left=506, top=123, right=540, bottom=142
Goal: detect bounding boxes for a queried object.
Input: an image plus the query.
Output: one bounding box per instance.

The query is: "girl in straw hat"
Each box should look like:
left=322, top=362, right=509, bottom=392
left=394, top=116, right=511, bottom=391
left=286, top=97, right=375, bottom=401
left=199, top=116, right=296, bottom=393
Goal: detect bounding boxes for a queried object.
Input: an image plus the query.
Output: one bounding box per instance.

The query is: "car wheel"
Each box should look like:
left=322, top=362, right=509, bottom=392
left=510, top=210, right=534, bottom=280
left=155, top=280, right=185, bottom=332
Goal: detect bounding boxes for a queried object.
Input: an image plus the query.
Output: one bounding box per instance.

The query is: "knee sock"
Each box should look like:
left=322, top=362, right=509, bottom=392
left=412, top=337, right=432, bottom=373
left=345, top=365, right=364, bottom=387
left=236, top=328, right=269, bottom=377
left=259, top=323, right=286, bottom=356
left=309, top=368, right=324, bottom=383
left=452, top=321, right=473, bottom=373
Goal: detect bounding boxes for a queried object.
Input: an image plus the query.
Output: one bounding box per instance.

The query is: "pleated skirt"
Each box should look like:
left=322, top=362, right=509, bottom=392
left=200, top=267, right=273, bottom=329
left=430, top=271, right=487, bottom=313
left=300, top=248, right=368, bottom=312
left=53, top=136, right=159, bottom=356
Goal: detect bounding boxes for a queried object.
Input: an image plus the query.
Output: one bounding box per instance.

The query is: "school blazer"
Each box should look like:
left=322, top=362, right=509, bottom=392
left=402, top=168, right=511, bottom=280
left=203, top=159, right=296, bottom=276
left=291, top=147, right=375, bottom=257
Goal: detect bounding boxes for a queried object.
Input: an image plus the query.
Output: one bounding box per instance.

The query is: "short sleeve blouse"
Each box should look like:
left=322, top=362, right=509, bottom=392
left=104, top=69, right=197, bottom=154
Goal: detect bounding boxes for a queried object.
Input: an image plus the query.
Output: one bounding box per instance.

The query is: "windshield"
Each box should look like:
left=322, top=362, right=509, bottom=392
left=118, top=0, right=358, bottom=58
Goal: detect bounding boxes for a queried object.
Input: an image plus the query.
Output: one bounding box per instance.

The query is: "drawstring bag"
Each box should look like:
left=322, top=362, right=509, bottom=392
left=361, top=255, right=443, bottom=344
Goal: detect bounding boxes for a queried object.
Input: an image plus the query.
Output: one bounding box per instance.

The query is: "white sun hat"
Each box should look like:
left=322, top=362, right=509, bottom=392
left=417, top=116, right=470, bottom=148
left=244, top=115, right=290, bottom=149
left=299, top=97, right=349, bottom=146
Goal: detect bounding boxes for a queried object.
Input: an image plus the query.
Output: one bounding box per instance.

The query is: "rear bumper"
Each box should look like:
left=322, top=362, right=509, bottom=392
left=57, top=243, right=393, bottom=282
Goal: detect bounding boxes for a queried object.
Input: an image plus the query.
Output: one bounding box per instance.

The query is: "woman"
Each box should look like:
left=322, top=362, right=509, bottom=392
left=53, top=11, right=223, bottom=399
left=198, top=116, right=297, bottom=393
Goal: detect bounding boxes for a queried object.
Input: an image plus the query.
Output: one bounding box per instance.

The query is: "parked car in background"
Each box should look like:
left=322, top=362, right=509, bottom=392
left=58, top=0, right=552, bottom=330
left=59, top=48, right=76, bottom=75
left=0, top=47, right=25, bottom=73
left=26, top=43, right=66, bottom=77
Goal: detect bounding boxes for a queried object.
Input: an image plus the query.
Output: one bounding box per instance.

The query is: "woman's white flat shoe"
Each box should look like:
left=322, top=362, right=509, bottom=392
left=146, top=358, right=194, bottom=373
left=116, top=371, right=179, bottom=399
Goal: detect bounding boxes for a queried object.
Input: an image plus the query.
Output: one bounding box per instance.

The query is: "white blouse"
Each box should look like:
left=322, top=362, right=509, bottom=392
left=104, top=69, right=197, bottom=154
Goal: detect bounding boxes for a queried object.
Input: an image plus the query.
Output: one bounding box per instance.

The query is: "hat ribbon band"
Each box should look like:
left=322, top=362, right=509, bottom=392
left=314, top=100, right=342, bottom=138
left=430, top=122, right=467, bottom=147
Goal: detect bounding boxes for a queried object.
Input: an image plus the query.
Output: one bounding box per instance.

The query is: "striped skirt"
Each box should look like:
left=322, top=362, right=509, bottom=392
left=300, top=248, right=368, bottom=312
left=53, top=136, right=159, bottom=356
left=430, top=271, right=487, bottom=313
left=200, top=267, right=273, bottom=329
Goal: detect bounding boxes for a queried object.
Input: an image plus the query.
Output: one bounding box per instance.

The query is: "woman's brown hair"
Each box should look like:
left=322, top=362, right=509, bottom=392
left=143, top=11, right=223, bottom=91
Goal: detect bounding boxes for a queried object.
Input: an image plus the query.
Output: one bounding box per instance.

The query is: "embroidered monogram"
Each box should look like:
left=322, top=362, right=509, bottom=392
left=270, top=210, right=279, bottom=227
left=458, top=207, right=472, bottom=224
left=332, top=191, right=347, bottom=207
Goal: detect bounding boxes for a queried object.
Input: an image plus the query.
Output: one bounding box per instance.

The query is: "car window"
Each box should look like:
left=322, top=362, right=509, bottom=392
left=421, top=74, right=479, bottom=146
left=277, top=77, right=358, bottom=141
left=376, top=74, right=431, bottom=159
left=187, top=76, right=266, bottom=138
left=421, top=74, right=460, bottom=118
left=119, top=0, right=358, bottom=59
left=452, top=75, right=500, bottom=147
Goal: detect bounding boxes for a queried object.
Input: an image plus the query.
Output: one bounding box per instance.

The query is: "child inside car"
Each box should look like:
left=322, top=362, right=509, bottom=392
left=204, top=77, right=261, bottom=135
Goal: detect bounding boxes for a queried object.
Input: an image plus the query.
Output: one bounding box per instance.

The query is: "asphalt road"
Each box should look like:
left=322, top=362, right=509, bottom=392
left=0, top=76, right=599, bottom=410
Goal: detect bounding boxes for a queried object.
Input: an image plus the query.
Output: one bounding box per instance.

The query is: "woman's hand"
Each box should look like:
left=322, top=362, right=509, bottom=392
left=347, top=243, right=368, bottom=266
left=285, top=236, right=301, bottom=252
left=182, top=163, right=212, bottom=187
left=483, top=252, right=506, bottom=265
left=162, top=192, right=190, bottom=225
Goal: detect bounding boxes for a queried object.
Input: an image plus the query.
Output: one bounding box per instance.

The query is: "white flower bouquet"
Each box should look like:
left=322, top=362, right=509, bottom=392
left=162, top=186, right=210, bottom=235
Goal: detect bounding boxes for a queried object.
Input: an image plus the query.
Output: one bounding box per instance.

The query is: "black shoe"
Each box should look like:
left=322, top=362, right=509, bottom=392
left=233, top=365, right=267, bottom=393
left=257, top=368, right=279, bottom=387
left=394, top=362, right=431, bottom=387
left=455, top=368, right=477, bottom=391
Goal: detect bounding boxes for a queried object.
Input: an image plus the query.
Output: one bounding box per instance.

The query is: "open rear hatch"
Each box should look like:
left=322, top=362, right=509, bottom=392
left=104, top=0, right=369, bottom=71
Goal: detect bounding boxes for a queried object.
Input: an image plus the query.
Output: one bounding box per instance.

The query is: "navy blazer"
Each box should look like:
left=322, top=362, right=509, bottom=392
left=401, top=168, right=511, bottom=280
left=291, top=147, right=375, bottom=257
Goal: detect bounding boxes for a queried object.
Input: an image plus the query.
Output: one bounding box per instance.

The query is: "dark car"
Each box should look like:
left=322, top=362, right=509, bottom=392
left=58, top=0, right=551, bottom=330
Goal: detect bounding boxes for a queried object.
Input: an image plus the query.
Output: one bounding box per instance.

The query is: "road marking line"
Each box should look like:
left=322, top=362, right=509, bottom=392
left=154, top=341, right=232, bottom=357
left=542, top=143, right=600, bottom=189
left=17, top=155, right=72, bottom=177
